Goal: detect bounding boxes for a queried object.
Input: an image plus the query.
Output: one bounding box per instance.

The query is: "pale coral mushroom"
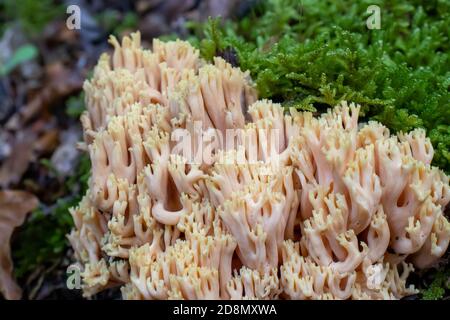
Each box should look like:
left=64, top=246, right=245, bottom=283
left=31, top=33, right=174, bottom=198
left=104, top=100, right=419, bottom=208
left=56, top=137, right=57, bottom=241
left=67, top=33, right=450, bottom=300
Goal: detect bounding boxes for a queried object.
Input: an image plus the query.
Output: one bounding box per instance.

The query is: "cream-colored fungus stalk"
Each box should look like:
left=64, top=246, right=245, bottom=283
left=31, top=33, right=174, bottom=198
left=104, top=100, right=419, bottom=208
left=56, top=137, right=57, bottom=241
left=68, top=32, right=450, bottom=299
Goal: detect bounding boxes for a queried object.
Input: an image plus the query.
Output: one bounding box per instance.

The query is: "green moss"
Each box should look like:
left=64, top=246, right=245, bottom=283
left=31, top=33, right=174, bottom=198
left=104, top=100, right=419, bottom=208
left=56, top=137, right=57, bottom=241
left=1, top=0, right=63, bottom=36
left=422, top=270, right=450, bottom=300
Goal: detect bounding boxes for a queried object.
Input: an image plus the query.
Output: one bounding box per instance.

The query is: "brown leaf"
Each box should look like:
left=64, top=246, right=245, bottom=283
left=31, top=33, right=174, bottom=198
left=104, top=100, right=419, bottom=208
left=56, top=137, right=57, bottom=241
left=34, top=129, right=59, bottom=154
left=0, top=130, right=36, bottom=188
left=0, top=190, right=39, bottom=300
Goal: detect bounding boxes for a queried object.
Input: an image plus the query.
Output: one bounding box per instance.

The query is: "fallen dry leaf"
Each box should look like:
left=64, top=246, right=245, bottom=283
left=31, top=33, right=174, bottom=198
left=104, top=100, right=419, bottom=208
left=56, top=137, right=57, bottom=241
left=0, top=130, right=36, bottom=188
left=33, top=129, right=59, bottom=154
left=0, top=190, right=39, bottom=300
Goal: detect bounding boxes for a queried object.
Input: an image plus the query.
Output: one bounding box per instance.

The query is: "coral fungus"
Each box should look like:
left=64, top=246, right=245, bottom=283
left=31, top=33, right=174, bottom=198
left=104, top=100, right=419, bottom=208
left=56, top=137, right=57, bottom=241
left=68, top=32, right=450, bottom=300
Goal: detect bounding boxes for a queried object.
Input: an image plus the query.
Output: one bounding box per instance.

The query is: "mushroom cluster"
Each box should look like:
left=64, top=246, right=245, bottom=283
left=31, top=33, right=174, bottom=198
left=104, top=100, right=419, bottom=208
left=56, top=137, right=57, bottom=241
left=68, top=32, right=450, bottom=299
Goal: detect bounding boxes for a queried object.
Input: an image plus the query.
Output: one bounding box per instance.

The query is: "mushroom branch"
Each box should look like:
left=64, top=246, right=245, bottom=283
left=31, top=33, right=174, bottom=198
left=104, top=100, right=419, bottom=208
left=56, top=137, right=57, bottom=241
left=68, top=32, right=450, bottom=300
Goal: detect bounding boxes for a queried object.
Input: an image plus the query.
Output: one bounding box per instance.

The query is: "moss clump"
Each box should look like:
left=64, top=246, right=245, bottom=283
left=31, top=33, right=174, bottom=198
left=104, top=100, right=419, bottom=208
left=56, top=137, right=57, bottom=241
left=0, top=0, right=63, bottom=36
left=422, top=270, right=450, bottom=300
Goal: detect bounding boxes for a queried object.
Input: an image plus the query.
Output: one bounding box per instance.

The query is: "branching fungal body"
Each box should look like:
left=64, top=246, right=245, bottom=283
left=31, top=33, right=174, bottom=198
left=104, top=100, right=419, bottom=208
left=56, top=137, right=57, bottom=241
left=68, top=32, right=450, bottom=300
